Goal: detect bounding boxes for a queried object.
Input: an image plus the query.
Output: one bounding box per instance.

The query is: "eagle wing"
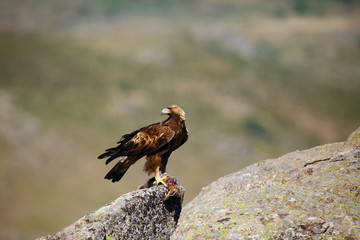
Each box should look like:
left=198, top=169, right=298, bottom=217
left=98, top=123, right=175, bottom=164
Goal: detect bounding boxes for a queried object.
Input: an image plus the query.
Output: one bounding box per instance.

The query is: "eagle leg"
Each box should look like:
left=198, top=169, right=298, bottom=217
left=153, top=167, right=168, bottom=187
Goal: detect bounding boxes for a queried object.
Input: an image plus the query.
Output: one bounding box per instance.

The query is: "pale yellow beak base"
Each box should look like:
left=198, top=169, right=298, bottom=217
left=161, top=108, right=171, bottom=115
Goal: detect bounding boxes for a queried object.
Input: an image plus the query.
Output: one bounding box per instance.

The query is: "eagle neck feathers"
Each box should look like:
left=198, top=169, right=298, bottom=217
left=163, top=115, right=185, bottom=129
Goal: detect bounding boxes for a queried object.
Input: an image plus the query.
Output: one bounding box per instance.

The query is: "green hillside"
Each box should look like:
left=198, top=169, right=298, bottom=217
left=0, top=0, right=359, bottom=239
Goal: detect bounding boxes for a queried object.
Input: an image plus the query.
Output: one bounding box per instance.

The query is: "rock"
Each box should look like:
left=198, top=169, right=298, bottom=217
left=37, top=127, right=360, bottom=239
left=38, top=182, right=185, bottom=240
left=172, top=127, right=360, bottom=239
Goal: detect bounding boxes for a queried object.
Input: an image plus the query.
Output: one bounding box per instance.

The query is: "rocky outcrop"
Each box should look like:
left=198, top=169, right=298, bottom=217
left=37, top=127, right=360, bottom=240
left=172, top=127, right=360, bottom=239
left=38, top=182, right=184, bottom=240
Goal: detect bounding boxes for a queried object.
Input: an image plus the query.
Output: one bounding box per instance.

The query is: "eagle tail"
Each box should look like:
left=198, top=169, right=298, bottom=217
left=98, top=147, right=122, bottom=165
left=104, top=156, right=135, bottom=182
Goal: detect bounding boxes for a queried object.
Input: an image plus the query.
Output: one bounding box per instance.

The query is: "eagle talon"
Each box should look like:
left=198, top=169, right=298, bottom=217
left=153, top=176, right=168, bottom=187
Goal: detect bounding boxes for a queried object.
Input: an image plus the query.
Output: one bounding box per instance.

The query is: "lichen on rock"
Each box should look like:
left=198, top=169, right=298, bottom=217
left=172, top=127, right=360, bottom=239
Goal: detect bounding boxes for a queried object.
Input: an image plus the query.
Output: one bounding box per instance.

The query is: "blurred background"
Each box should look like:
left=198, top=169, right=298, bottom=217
left=0, top=0, right=359, bottom=239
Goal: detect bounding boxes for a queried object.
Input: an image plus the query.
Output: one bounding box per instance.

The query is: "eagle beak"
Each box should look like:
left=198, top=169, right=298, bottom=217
left=161, top=108, right=171, bottom=115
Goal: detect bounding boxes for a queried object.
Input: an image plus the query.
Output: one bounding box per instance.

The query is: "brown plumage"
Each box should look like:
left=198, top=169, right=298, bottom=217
left=98, top=105, right=188, bottom=185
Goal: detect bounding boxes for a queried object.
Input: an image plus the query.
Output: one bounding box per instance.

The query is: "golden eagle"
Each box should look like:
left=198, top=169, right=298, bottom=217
left=98, top=105, right=188, bottom=186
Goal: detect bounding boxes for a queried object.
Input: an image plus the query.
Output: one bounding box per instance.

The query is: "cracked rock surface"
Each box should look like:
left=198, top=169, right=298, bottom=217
left=38, top=184, right=184, bottom=240
left=172, top=127, right=360, bottom=239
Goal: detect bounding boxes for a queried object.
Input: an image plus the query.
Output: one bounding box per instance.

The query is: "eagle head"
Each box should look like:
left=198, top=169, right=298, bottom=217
left=161, top=105, right=186, bottom=121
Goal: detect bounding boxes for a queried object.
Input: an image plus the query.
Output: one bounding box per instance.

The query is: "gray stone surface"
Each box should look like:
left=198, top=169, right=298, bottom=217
left=38, top=184, right=184, bottom=240
left=172, top=127, right=360, bottom=239
left=37, top=127, right=360, bottom=240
